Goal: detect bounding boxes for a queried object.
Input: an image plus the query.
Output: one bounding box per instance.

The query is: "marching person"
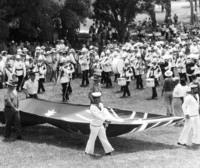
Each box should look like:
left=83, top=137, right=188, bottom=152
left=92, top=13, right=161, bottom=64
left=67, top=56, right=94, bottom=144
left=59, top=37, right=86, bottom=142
left=59, top=60, right=74, bottom=102
left=88, top=72, right=102, bottom=104
left=13, top=55, right=26, bottom=91
left=134, top=53, right=145, bottom=90
left=85, top=92, right=114, bottom=156
left=177, top=84, right=200, bottom=147
left=34, top=56, right=47, bottom=93
left=162, top=70, right=174, bottom=116
left=79, top=48, right=90, bottom=87
left=4, top=80, right=22, bottom=140
left=120, top=60, right=133, bottom=98
left=23, top=72, right=38, bottom=99
left=176, top=52, right=187, bottom=82
left=147, top=58, right=162, bottom=100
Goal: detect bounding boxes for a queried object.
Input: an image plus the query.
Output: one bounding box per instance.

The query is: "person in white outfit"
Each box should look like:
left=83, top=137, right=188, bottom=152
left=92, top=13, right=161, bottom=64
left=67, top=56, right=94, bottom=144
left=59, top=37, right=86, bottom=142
left=177, top=84, right=200, bottom=147
left=85, top=92, right=114, bottom=156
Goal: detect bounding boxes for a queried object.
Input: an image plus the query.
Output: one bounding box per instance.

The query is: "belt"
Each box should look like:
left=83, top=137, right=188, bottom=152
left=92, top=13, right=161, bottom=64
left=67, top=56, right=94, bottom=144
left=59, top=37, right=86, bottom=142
left=16, top=69, right=23, bottom=71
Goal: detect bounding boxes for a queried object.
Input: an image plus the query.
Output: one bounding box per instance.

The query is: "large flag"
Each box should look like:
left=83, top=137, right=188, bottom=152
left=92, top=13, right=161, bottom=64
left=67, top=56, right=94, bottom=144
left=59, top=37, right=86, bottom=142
left=0, top=99, right=183, bottom=137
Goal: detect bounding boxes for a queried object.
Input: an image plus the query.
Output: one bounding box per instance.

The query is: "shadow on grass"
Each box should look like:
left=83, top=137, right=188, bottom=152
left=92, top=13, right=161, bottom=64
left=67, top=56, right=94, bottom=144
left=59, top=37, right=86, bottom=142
left=0, top=124, right=178, bottom=154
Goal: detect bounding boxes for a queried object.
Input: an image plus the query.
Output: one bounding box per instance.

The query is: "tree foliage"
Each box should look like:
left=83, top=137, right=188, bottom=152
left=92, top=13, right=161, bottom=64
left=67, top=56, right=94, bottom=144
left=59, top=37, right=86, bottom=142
left=0, top=0, right=61, bottom=42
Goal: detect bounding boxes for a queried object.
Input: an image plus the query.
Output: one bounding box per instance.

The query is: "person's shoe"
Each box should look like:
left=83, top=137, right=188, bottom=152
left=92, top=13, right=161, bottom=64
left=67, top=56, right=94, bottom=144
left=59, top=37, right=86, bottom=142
left=177, top=142, right=188, bottom=147
left=16, top=136, right=23, bottom=140
left=80, top=85, right=84, bottom=87
left=105, top=152, right=112, bottom=156
left=120, top=96, right=125, bottom=98
left=152, top=97, right=158, bottom=100
left=85, top=152, right=101, bottom=157
left=146, top=97, right=153, bottom=100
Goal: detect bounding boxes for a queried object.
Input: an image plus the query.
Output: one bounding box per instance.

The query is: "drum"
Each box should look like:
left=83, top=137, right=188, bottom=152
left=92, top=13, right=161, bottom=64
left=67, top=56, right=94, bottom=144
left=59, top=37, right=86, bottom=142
left=111, top=58, right=124, bottom=74
left=118, top=78, right=126, bottom=86
left=146, top=78, right=155, bottom=87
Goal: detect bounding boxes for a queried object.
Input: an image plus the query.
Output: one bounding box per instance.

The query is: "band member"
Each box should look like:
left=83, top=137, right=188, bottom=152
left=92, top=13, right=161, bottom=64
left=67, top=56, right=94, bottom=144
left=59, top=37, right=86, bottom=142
left=120, top=60, right=133, bottom=98
left=147, top=58, right=162, bottom=100
left=103, top=50, right=113, bottom=88
left=34, top=56, right=47, bottom=93
left=59, top=61, right=74, bottom=101
left=23, top=72, right=38, bottom=99
left=85, top=92, right=114, bottom=156
left=4, top=80, right=22, bottom=140
left=88, top=73, right=102, bottom=103
left=13, top=55, right=26, bottom=91
left=134, top=53, right=145, bottom=89
left=178, top=84, right=200, bottom=147
left=79, top=48, right=90, bottom=87
left=176, top=52, right=187, bottom=82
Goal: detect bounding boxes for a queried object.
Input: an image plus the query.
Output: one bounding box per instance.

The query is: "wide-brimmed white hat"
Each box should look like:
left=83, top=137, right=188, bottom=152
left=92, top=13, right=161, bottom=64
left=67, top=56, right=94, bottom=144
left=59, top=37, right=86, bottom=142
left=165, top=70, right=173, bottom=77
left=92, top=92, right=101, bottom=97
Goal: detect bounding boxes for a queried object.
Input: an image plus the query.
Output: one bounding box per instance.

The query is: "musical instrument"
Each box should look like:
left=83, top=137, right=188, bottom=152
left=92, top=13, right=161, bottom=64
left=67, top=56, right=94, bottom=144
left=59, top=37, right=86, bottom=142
left=118, top=78, right=126, bottom=86
left=146, top=78, right=155, bottom=88
left=111, top=58, right=124, bottom=74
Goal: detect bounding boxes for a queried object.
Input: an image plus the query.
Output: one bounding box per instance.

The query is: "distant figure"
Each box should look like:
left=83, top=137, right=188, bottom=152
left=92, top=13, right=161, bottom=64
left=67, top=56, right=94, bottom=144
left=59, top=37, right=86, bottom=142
left=174, top=14, right=178, bottom=24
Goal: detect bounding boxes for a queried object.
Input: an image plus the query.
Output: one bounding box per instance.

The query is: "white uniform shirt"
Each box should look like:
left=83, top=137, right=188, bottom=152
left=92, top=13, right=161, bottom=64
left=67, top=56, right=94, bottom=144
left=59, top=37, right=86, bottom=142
left=23, top=79, right=38, bottom=94
left=173, top=83, right=184, bottom=97
left=182, top=94, right=199, bottom=116
left=13, top=61, right=26, bottom=76
left=90, top=103, right=106, bottom=127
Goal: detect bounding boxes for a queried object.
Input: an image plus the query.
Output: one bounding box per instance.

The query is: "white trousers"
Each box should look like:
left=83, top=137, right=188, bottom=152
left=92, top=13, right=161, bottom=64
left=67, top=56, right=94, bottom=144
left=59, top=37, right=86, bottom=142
left=178, top=116, right=200, bottom=144
left=85, top=125, right=114, bottom=154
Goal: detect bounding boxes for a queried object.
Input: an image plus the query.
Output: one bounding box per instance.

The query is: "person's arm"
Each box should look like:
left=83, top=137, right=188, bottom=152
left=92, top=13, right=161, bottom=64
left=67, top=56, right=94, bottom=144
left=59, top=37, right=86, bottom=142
left=182, top=96, right=189, bottom=118
left=162, top=80, right=166, bottom=96
left=4, top=93, right=18, bottom=111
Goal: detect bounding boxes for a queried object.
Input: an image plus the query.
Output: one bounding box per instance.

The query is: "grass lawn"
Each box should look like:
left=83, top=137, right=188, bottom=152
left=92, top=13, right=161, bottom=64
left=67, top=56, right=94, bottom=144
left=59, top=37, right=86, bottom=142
left=0, top=75, right=200, bottom=168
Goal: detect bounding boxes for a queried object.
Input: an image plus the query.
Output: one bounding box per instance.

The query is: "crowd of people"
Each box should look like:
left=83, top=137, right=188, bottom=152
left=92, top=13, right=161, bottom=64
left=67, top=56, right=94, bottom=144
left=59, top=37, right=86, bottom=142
left=2, top=20, right=200, bottom=153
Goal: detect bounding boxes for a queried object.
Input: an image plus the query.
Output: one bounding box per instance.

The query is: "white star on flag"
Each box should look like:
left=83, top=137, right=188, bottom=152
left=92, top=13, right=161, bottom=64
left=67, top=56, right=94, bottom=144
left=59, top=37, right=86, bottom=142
left=45, top=109, right=57, bottom=117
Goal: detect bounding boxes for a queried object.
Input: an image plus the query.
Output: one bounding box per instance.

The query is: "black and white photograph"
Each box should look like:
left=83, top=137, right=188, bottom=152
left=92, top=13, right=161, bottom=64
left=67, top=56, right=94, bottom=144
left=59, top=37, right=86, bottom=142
left=0, top=0, right=200, bottom=167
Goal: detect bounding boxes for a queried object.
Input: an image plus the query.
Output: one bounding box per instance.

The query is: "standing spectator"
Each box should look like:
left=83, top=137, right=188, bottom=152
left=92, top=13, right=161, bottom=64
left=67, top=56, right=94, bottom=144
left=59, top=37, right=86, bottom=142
left=173, top=14, right=178, bottom=24
left=4, top=80, right=22, bottom=140
left=162, top=70, right=174, bottom=116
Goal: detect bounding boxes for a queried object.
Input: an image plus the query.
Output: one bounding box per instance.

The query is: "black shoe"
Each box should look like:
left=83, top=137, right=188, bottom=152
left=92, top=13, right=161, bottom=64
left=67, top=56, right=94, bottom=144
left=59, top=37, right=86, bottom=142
left=120, top=96, right=125, bottom=98
left=16, top=136, right=23, bottom=140
left=177, top=142, right=188, bottom=147
left=105, top=152, right=112, bottom=156
left=80, top=85, right=84, bottom=87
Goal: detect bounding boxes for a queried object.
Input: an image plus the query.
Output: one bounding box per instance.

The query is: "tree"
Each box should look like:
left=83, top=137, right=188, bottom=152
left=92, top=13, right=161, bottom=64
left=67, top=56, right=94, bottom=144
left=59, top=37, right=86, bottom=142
left=0, top=0, right=61, bottom=42
left=93, top=0, right=142, bottom=42
left=59, top=0, right=92, bottom=42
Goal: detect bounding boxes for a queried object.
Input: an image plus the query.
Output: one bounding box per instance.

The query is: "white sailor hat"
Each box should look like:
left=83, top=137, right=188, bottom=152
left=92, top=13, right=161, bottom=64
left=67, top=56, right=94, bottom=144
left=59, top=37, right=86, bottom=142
left=136, top=53, right=141, bottom=58
left=23, top=48, right=28, bottom=52
left=15, top=55, right=21, bottom=59
left=105, top=50, right=110, bottom=54
left=89, top=45, right=94, bottom=50
left=165, top=70, right=173, bottom=77
left=17, top=48, right=22, bottom=54
left=152, top=58, right=157, bottom=63
left=188, top=84, right=198, bottom=92
left=124, top=59, right=130, bottom=64
left=38, top=55, right=44, bottom=61
left=36, top=46, right=41, bottom=51
left=92, top=92, right=101, bottom=97
left=81, top=48, right=88, bottom=53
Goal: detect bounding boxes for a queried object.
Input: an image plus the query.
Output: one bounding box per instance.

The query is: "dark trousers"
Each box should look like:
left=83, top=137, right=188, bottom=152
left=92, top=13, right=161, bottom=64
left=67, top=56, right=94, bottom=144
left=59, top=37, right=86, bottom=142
left=67, top=81, right=72, bottom=94
left=82, top=70, right=89, bottom=86
left=135, top=75, right=143, bottom=89
left=38, top=78, right=45, bottom=93
left=101, top=71, right=106, bottom=84
left=4, top=108, right=21, bottom=138
left=29, top=94, right=38, bottom=99
left=152, top=78, right=158, bottom=98
left=179, top=73, right=187, bottom=82
left=105, top=72, right=112, bottom=87
left=122, top=81, right=130, bottom=97
left=114, top=74, right=120, bottom=82
left=188, top=75, right=193, bottom=83
left=17, top=75, right=24, bottom=91
left=61, top=83, right=69, bottom=101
